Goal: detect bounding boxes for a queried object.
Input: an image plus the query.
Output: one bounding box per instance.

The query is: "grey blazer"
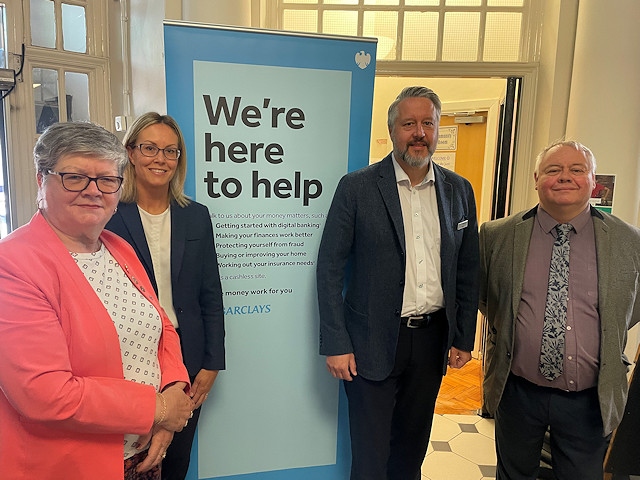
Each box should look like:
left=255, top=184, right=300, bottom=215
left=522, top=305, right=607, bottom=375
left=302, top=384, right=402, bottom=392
left=317, top=154, right=480, bottom=381
left=479, top=206, right=640, bottom=435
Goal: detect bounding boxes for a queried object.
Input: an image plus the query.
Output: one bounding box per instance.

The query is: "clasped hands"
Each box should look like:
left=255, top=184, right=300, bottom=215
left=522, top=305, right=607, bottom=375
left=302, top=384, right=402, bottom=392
left=155, top=383, right=195, bottom=432
left=137, top=383, right=194, bottom=473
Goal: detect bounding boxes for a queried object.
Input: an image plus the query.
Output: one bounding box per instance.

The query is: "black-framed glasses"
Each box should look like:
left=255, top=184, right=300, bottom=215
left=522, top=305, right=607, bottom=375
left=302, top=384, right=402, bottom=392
left=134, top=143, right=181, bottom=160
left=46, top=170, right=124, bottom=194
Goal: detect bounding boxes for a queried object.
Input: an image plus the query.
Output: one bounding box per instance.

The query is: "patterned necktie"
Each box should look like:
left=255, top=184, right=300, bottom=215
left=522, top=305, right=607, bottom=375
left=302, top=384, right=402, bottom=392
left=539, top=223, right=572, bottom=381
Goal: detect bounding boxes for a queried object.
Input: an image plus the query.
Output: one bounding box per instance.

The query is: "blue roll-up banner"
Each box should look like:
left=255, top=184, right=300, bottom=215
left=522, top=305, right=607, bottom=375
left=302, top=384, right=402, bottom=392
left=164, top=22, right=376, bottom=480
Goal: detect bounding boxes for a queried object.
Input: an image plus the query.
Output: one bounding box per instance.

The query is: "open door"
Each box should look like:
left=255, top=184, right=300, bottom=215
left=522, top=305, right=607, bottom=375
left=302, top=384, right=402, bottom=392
left=491, top=76, right=521, bottom=220
left=481, top=76, right=522, bottom=418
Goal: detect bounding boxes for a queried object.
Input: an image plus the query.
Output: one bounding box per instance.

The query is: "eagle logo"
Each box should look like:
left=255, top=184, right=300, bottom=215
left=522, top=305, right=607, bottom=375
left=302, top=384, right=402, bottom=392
left=355, top=51, right=371, bottom=70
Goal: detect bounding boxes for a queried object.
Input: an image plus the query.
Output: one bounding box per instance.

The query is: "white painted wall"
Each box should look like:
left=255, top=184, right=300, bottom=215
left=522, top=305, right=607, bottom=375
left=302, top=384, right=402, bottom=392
left=129, top=0, right=169, bottom=115
left=566, top=0, right=640, bottom=226
left=564, top=0, right=640, bottom=361
left=109, top=0, right=254, bottom=120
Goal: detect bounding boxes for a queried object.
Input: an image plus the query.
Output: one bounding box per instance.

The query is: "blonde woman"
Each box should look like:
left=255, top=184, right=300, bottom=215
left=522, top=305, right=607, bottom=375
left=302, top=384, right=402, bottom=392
left=106, top=113, right=225, bottom=480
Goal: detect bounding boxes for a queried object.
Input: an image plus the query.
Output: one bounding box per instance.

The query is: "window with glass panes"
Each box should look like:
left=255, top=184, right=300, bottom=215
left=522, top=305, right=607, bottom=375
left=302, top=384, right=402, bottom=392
left=29, top=0, right=94, bottom=133
left=4, top=0, right=111, bottom=230
left=277, top=0, right=531, bottom=62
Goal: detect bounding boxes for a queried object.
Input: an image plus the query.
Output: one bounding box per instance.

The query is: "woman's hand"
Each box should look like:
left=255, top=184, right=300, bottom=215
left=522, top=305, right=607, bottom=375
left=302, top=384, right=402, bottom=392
left=190, top=369, right=218, bottom=409
left=155, top=384, right=195, bottom=432
left=136, top=426, right=174, bottom=473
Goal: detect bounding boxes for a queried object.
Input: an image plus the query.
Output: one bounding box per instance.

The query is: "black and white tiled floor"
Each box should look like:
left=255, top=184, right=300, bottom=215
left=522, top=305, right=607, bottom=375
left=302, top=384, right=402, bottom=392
left=421, top=414, right=496, bottom=480
left=422, top=414, right=640, bottom=480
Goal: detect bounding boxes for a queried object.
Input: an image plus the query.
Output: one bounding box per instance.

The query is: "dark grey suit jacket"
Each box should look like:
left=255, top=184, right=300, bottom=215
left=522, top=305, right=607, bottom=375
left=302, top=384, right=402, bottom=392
left=105, top=201, right=225, bottom=377
left=317, top=154, right=480, bottom=381
left=480, top=206, right=640, bottom=435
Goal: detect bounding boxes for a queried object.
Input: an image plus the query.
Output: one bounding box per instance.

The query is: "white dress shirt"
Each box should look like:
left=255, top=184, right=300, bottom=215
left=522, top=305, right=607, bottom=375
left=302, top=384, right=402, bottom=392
left=392, top=156, right=444, bottom=317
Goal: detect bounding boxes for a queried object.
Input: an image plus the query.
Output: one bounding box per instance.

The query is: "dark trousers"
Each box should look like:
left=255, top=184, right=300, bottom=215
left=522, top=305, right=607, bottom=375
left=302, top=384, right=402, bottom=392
left=161, top=391, right=201, bottom=480
left=343, top=315, right=447, bottom=480
left=495, top=373, right=610, bottom=480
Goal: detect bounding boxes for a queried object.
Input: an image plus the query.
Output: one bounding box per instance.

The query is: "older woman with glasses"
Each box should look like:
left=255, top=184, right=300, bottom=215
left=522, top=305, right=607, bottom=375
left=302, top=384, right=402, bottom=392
left=0, top=122, right=195, bottom=480
left=106, top=112, right=225, bottom=480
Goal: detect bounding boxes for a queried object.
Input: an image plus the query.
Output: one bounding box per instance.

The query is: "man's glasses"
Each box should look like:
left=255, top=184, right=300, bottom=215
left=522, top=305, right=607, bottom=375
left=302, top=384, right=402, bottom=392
left=134, top=143, right=181, bottom=160
left=46, top=170, right=124, bottom=194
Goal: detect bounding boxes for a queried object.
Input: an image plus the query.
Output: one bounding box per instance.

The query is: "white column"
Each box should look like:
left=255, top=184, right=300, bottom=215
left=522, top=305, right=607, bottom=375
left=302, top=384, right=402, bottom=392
left=565, top=0, right=640, bottom=226
left=129, top=1, right=254, bottom=115
left=565, top=0, right=640, bottom=362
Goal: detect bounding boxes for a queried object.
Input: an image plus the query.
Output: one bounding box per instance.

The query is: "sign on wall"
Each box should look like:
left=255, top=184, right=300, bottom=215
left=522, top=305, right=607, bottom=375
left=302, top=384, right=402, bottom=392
left=164, top=22, right=376, bottom=480
left=589, top=173, right=615, bottom=214
left=433, top=152, right=456, bottom=170
left=437, top=125, right=458, bottom=151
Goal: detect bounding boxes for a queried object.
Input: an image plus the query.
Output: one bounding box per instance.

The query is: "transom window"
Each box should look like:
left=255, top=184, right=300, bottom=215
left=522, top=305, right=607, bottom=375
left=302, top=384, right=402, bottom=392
left=29, top=1, right=96, bottom=133
left=277, top=0, right=532, bottom=62
left=30, top=0, right=87, bottom=53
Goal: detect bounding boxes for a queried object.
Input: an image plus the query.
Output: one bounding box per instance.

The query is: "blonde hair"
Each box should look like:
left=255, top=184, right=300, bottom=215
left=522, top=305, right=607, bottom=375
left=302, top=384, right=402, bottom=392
left=120, top=112, right=190, bottom=207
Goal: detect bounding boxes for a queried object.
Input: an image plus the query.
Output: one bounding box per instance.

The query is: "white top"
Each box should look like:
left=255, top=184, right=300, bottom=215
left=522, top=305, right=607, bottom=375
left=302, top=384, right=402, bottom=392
left=138, top=206, right=179, bottom=328
left=72, top=244, right=162, bottom=459
left=392, top=156, right=444, bottom=317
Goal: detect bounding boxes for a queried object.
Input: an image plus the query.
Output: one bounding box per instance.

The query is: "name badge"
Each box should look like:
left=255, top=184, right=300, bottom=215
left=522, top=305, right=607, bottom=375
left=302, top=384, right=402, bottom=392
left=457, top=219, right=469, bottom=230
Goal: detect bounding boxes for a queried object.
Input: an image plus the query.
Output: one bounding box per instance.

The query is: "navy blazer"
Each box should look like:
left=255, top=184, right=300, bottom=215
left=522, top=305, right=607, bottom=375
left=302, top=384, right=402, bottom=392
left=106, top=201, right=225, bottom=377
left=317, top=154, right=480, bottom=381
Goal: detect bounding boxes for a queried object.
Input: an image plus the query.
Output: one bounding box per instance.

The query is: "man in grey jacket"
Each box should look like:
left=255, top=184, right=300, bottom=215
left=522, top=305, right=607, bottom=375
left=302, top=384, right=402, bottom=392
left=480, top=140, right=640, bottom=480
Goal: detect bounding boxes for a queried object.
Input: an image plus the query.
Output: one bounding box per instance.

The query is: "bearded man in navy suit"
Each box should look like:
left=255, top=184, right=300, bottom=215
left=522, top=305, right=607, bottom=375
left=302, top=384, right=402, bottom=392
left=317, top=86, right=480, bottom=480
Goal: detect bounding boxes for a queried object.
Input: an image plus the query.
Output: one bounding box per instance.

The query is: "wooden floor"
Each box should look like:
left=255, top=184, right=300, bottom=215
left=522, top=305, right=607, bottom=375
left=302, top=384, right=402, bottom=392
left=435, top=357, right=483, bottom=415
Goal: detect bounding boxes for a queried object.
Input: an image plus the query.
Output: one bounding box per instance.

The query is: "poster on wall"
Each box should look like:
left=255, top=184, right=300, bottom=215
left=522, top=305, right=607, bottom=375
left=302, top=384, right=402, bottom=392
left=432, top=152, right=456, bottom=171
left=437, top=125, right=458, bottom=151
left=589, top=174, right=615, bottom=214
left=164, top=22, right=376, bottom=480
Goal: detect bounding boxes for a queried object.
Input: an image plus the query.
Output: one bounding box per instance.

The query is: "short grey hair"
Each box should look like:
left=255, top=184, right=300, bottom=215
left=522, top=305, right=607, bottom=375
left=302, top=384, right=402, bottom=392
left=534, top=139, right=597, bottom=175
left=34, top=122, right=128, bottom=176
left=387, top=86, right=442, bottom=130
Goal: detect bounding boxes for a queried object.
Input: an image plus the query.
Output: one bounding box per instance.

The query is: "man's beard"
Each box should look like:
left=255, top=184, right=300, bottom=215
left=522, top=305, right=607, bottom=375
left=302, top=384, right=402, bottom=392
left=398, top=145, right=433, bottom=168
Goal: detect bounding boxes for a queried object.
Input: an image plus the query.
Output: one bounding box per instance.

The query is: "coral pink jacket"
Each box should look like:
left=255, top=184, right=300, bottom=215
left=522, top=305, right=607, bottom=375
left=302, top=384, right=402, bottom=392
left=0, top=212, right=190, bottom=479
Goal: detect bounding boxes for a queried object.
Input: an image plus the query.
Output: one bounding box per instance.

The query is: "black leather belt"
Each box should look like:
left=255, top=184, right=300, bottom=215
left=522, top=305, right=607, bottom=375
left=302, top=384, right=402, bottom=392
left=401, top=309, right=446, bottom=328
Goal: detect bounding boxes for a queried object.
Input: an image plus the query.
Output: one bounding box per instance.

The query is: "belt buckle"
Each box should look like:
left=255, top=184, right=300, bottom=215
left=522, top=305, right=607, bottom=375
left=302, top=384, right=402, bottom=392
left=406, top=316, right=423, bottom=328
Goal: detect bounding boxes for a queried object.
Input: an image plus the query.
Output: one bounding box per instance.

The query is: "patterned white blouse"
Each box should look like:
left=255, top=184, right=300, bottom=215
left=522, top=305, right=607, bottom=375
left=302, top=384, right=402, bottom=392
left=72, top=244, right=162, bottom=459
